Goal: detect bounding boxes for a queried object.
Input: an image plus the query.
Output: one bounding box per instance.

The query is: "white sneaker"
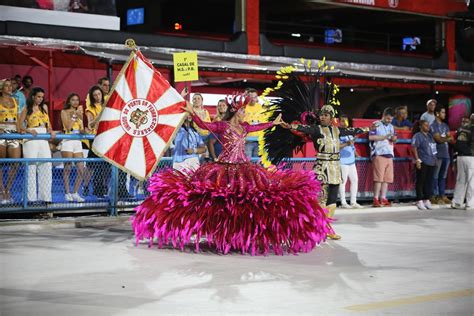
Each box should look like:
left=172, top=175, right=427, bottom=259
left=451, top=202, right=464, bottom=209
left=341, top=203, right=352, bottom=209
left=71, top=193, right=85, bottom=202
left=423, top=200, right=433, bottom=209
left=351, top=203, right=363, bottom=209
left=416, top=200, right=427, bottom=210
left=65, top=193, right=73, bottom=202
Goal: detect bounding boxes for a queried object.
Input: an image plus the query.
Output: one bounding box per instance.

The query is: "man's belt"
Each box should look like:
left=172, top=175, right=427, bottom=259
left=316, top=152, right=340, bottom=161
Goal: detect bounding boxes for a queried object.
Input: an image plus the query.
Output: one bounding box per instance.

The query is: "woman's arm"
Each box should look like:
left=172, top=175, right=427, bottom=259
left=61, top=110, right=73, bottom=132
left=244, top=122, right=273, bottom=133
left=192, top=114, right=225, bottom=134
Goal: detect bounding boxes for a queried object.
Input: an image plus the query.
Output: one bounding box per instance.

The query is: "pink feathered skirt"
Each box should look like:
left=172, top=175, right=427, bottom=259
left=132, top=162, right=332, bottom=255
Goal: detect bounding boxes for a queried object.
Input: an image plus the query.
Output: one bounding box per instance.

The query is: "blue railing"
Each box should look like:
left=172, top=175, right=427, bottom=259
left=0, top=133, right=417, bottom=215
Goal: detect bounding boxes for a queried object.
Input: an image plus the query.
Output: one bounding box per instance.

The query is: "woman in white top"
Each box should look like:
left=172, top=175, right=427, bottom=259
left=60, top=93, right=86, bottom=202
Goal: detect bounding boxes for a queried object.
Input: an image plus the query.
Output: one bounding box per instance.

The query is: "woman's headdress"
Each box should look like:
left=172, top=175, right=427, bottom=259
left=225, top=93, right=250, bottom=112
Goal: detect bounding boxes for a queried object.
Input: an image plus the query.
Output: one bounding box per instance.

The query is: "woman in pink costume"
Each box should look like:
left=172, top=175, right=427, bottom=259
left=132, top=96, right=333, bottom=255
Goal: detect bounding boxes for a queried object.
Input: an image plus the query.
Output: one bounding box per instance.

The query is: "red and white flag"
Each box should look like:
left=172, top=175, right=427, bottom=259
left=92, top=50, right=186, bottom=180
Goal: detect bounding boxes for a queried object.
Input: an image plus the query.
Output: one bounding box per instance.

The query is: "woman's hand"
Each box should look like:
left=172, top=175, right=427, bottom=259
left=272, top=114, right=283, bottom=126
left=29, top=129, right=38, bottom=137
left=0, top=128, right=4, bottom=134
left=180, top=87, right=189, bottom=98
left=50, top=130, right=56, bottom=140
left=181, top=101, right=194, bottom=115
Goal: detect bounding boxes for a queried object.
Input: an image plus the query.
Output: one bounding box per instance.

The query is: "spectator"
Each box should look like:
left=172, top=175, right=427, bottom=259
left=420, top=99, right=437, bottom=125
left=243, top=88, right=266, bottom=158
left=412, top=120, right=437, bottom=210
left=0, top=79, right=22, bottom=204
left=21, top=75, right=33, bottom=100
left=85, top=77, right=110, bottom=108
left=19, top=87, right=55, bottom=202
left=338, top=114, right=362, bottom=208
left=209, top=99, right=227, bottom=161
left=60, top=93, right=85, bottom=202
left=14, top=74, right=21, bottom=87
left=86, top=85, right=109, bottom=198
left=392, top=105, right=412, bottom=130
left=451, top=114, right=473, bottom=210
left=172, top=116, right=206, bottom=171
left=430, top=105, right=452, bottom=205
left=10, top=77, right=26, bottom=114
left=369, top=107, right=397, bottom=207
left=191, top=93, right=211, bottom=159
left=69, top=0, right=88, bottom=13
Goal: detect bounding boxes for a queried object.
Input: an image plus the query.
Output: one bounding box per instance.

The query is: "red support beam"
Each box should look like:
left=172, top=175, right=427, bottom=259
left=446, top=20, right=456, bottom=71
left=246, top=0, right=260, bottom=55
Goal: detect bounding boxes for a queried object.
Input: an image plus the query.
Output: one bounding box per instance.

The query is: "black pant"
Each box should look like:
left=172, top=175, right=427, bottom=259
left=322, top=184, right=339, bottom=206
left=88, top=142, right=111, bottom=197
left=416, top=163, right=435, bottom=201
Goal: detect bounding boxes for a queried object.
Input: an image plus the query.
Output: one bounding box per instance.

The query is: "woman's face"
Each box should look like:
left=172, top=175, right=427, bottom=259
left=92, top=89, right=102, bottom=103
left=235, top=107, right=245, bottom=122
left=70, top=95, right=80, bottom=108
left=192, top=94, right=203, bottom=107
left=34, top=92, right=44, bottom=106
left=319, top=112, right=332, bottom=126
left=217, top=101, right=228, bottom=114
left=1, top=80, right=12, bottom=96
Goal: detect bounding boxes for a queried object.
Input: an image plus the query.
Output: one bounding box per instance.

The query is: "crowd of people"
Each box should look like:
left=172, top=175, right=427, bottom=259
left=0, top=75, right=134, bottom=204
left=0, top=75, right=473, bottom=211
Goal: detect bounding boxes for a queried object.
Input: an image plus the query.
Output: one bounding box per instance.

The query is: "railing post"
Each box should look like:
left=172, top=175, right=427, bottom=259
left=22, top=161, right=29, bottom=210
left=109, top=165, right=118, bottom=216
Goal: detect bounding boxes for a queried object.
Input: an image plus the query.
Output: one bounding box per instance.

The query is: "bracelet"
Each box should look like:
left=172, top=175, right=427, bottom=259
left=192, top=148, right=197, bottom=154
left=416, top=159, right=422, bottom=163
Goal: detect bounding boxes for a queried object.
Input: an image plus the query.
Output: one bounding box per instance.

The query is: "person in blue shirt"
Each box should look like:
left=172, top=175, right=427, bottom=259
left=173, top=116, right=207, bottom=172
left=430, top=105, right=453, bottom=205
left=369, top=107, right=397, bottom=207
left=392, top=105, right=413, bottom=131
left=338, top=114, right=362, bottom=208
left=10, top=77, right=26, bottom=114
left=412, top=120, right=437, bottom=210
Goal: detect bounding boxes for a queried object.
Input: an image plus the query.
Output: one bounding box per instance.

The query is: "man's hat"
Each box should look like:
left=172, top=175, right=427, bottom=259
left=426, top=99, right=437, bottom=106
left=319, top=104, right=336, bottom=117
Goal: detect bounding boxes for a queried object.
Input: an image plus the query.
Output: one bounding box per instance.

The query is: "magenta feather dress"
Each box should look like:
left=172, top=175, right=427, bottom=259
left=132, top=115, right=332, bottom=255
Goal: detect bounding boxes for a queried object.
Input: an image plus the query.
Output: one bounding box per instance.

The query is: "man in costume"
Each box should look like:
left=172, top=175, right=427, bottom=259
left=286, top=104, right=369, bottom=240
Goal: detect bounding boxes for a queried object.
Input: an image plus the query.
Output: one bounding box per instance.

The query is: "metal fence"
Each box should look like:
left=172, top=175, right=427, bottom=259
left=0, top=156, right=420, bottom=215
left=0, top=133, right=432, bottom=215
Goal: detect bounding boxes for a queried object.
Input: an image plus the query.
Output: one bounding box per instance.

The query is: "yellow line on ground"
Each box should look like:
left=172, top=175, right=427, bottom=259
left=345, top=288, right=474, bottom=312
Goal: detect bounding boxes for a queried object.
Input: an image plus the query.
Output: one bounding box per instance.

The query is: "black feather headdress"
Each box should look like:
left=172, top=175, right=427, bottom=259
left=259, top=59, right=339, bottom=167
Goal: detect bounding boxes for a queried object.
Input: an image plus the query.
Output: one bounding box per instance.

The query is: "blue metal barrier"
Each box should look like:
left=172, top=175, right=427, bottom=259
left=1, top=133, right=419, bottom=215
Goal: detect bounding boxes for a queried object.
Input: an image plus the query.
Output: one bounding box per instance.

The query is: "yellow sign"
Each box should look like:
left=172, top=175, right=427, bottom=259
left=173, top=52, right=198, bottom=82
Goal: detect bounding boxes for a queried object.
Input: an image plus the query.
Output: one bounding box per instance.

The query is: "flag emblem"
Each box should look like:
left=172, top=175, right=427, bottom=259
left=92, top=50, right=187, bottom=180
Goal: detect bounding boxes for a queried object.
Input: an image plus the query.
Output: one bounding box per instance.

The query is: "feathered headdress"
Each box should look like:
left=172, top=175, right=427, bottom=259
left=259, top=57, right=340, bottom=167
left=225, top=93, right=250, bottom=112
